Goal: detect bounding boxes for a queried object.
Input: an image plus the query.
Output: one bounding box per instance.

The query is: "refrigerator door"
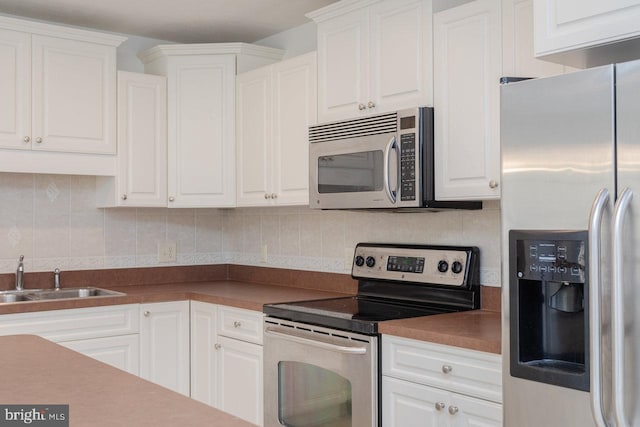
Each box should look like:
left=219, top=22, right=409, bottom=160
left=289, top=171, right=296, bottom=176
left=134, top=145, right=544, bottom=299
left=501, top=66, right=615, bottom=427
left=613, top=59, right=640, bottom=426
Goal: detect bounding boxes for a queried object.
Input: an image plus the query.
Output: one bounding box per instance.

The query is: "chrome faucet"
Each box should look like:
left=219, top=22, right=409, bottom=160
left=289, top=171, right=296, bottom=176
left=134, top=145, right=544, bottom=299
left=15, top=255, right=24, bottom=291
left=54, top=268, right=61, bottom=290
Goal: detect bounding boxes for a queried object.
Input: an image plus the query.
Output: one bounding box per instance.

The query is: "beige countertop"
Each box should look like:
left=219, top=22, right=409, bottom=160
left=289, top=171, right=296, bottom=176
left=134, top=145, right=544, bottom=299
left=0, top=334, right=254, bottom=427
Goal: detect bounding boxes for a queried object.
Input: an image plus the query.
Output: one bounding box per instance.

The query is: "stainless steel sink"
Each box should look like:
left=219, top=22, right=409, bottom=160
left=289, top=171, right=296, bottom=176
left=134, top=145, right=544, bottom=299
left=0, top=287, right=124, bottom=303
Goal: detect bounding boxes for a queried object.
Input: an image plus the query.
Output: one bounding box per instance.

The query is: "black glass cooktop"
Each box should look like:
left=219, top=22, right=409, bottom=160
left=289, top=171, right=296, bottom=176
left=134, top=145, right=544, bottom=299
left=263, top=296, right=453, bottom=335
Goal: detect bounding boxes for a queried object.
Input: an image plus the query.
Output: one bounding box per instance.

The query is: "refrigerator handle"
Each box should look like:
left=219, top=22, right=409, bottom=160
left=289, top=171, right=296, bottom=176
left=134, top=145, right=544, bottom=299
left=588, top=188, right=611, bottom=427
left=612, top=187, right=633, bottom=427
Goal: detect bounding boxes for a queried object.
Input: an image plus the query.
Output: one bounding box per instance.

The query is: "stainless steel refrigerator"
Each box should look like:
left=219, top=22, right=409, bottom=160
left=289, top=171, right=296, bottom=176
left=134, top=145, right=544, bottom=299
left=501, top=60, right=640, bottom=427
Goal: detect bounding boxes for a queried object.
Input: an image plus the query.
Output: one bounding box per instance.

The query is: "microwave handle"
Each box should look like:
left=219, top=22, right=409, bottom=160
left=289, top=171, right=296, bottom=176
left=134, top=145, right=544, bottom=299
left=384, top=136, right=398, bottom=204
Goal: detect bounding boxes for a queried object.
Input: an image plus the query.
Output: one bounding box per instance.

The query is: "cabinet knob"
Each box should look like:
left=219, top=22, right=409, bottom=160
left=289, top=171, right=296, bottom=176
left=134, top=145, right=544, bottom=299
left=367, top=101, right=375, bottom=109
left=143, top=310, right=150, bottom=317
left=435, top=402, right=446, bottom=411
left=35, top=137, right=42, bottom=143
left=23, top=136, right=30, bottom=143
left=271, top=193, right=277, bottom=199
left=169, top=196, right=175, bottom=202
left=121, top=194, right=128, bottom=201
left=489, top=180, right=499, bottom=189
left=448, top=406, right=459, bottom=415
left=214, top=343, right=221, bottom=350
left=233, top=321, right=242, bottom=328
left=442, top=365, right=452, bottom=374
left=358, top=103, right=366, bottom=111
left=265, top=193, right=271, bottom=199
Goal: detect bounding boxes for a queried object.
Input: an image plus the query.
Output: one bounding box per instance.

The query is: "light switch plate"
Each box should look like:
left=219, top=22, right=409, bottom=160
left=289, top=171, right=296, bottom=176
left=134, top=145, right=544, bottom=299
left=158, top=241, right=177, bottom=263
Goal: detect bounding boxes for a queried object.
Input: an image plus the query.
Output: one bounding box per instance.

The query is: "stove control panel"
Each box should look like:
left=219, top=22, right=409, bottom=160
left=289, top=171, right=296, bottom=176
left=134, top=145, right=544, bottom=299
left=352, top=243, right=478, bottom=287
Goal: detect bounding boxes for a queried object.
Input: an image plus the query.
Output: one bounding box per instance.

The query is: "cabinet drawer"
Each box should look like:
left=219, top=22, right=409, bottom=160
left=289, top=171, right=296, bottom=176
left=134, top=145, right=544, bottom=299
left=217, top=306, right=263, bottom=345
left=60, top=334, right=140, bottom=375
left=0, top=304, right=139, bottom=342
left=382, top=335, right=502, bottom=403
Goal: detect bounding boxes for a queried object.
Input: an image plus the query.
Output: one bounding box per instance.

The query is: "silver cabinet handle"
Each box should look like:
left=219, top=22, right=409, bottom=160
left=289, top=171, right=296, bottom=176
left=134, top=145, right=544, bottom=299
left=23, top=136, right=30, bottom=143
left=588, top=188, right=610, bottom=427
left=214, top=343, right=221, bottom=350
left=272, top=193, right=277, bottom=199
left=168, top=196, right=175, bottom=202
left=367, top=101, right=375, bottom=108
left=612, top=187, right=633, bottom=427
left=233, top=321, right=242, bottom=328
left=358, top=103, right=366, bottom=111
left=489, top=180, right=499, bottom=189
left=383, top=136, right=398, bottom=204
left=35, top=137, right=42, bottom=143
left=448, top=406, right=459, bottom=415
left=264, top=193, right=270, bottom=199
left=143, top=310, right=150, bottom=317
left=121, top=194, right=127, bottom=200
left=435, top=402, right=446, bottom=411
left=442, top=365, right=452, bottom=374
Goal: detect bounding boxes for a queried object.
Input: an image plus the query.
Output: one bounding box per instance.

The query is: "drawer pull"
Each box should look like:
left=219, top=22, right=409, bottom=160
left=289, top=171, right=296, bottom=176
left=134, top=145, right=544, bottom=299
left=448, top=405, right=459, bottom=415
left=233, top=321, right=242, bottom=328
left=435, top=402, right=446, bottom=411
left=143, top=310, right=150, bottom=317
left=442, top=365, right=453, bottom=374
left=214, top=343, right=221, bottom=350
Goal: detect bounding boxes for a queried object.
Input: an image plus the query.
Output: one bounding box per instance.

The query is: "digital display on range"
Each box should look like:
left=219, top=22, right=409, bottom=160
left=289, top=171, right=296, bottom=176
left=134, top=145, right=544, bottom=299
left=387, top=256, right=425, bottom=273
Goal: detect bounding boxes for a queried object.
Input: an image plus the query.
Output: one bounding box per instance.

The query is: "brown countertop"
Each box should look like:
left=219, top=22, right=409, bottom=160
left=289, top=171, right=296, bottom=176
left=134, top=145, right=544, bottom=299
left=0, top=334, right=254, bottom=427
left=379, top=309, right=502, bottom=354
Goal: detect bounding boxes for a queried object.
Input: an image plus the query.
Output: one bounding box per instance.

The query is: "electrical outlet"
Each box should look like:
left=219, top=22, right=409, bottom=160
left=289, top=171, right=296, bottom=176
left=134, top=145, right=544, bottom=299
left=261, top=244, right=268, bottom=263
left=158, top=241, right=177, bottom=263
left=344, top=247, right=354, bottom=270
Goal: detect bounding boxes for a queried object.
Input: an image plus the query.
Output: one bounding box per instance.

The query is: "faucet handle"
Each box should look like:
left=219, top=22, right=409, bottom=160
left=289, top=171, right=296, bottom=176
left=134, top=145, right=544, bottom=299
left=19, top=255, right=24, bottom=263
left=54, top=268, right=61, bottom=290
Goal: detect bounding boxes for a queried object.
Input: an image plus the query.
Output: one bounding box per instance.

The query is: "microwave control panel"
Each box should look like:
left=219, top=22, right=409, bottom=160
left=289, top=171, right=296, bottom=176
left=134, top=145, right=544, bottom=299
left=400, top=133, right=416, bottom=201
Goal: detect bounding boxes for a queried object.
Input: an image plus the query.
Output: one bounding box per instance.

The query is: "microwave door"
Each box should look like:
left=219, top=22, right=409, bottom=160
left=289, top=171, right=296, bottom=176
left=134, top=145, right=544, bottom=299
left=310, top=132, right=398, bottom=209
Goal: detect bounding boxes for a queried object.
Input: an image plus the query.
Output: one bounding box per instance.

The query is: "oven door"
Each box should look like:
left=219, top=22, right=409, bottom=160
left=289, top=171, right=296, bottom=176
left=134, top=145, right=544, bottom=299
left=263, top=319, right=378, bottom=427
left=309, top=131, right=399, bottom=209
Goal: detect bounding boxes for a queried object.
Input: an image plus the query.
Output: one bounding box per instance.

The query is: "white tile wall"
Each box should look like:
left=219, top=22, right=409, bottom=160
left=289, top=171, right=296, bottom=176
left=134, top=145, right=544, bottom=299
left=0, top=173, right=502, bottom=286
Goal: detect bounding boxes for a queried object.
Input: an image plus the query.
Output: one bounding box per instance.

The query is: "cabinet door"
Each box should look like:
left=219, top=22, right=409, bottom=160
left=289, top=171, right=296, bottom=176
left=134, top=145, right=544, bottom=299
left=502, top=0, right=566, bottom=78
left=433, top=0, right=501, bottom=200
left=217, top=336, right=263, bottom=426
left=60, top=334, right=140, bottom=376
left=190, top=301, right=218, bottom=407
left=449, top=393, right=502, bottom=427
left=139, top=301, right=190, bottom=396
left=31, top=35, right=116, bottom=154
left=117, top=71, right=167, bottom=206
left=317, top=7, right=370, bottom=123
left=369, top=0, right=432, bottom=114
left=0, top=28, right=30, bottom=150
left=167, top=55, right=236, bottom=207
left=382, top=376, right=448, bottom=427
left=272, top=52, right=317, bottom=205
left=236, top=66, right=272, bottom=206
left=534, top=0, right=640, bottom=57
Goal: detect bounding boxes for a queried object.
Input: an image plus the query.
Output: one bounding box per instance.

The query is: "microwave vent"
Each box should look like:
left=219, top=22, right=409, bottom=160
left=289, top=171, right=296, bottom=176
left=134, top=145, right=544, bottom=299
left=309, top=112, right=397, bottom=143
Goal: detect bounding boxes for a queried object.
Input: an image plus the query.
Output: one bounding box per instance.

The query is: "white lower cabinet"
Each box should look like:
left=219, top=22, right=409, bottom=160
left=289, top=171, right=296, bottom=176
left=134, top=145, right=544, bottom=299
left=190, top=301, right=264, bottom=426
left=139, top=301, right=190, bottom=396
left=382, top=335, right=502, bottom=427
left=60, top=334, right=139, bottom=375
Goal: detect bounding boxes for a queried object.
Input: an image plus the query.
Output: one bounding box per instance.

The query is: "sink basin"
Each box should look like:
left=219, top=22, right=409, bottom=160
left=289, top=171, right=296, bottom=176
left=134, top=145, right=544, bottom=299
left=0, top=287, right=124, bottom=303
left=25, top=287, right=124, bottom=300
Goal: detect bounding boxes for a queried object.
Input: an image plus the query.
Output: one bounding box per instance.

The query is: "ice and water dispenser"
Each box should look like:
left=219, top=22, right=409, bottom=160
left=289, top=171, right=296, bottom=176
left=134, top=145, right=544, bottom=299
left=509, top=230, right=589, bottom=391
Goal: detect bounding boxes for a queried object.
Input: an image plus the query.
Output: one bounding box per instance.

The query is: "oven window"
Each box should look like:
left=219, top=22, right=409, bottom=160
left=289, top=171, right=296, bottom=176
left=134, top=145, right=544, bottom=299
left=278, top=361, right=352, bottom=427
left=317, top=151, right=383, bottom=193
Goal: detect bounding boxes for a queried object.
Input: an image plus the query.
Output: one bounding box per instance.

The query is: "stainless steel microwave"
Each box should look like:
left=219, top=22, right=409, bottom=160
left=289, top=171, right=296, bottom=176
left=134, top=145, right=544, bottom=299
left=309, top=107, right=481, bottom=210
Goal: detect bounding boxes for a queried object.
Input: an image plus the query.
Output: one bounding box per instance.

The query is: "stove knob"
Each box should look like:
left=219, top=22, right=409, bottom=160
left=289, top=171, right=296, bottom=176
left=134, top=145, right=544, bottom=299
left=437, top=260, right=449, bottom=273
left=452, top=261, right=463, bottom=274
left=355, top=256, right=365, bottom=267
left=366, top=256, right=376, bottom=268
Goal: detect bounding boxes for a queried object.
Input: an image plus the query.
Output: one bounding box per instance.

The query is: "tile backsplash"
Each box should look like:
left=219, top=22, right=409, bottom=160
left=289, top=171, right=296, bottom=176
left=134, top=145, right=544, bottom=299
left=0, top=173, right=501, bottom=286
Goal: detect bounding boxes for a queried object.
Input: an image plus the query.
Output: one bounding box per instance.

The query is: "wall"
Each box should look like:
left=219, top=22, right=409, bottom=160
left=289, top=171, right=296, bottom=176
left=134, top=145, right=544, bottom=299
left=0, top=173, right=501, bottom=286
left=254, top=22, right=318, bottom=59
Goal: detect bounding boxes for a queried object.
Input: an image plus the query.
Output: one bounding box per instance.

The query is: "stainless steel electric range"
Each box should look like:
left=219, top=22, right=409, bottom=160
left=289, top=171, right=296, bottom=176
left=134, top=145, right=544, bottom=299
left=263, top=243, right=481, bottom=427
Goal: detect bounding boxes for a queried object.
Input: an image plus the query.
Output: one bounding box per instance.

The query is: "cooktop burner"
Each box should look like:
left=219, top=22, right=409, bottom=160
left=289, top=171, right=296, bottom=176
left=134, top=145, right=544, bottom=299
left=264, top=243, right=481, bottom=335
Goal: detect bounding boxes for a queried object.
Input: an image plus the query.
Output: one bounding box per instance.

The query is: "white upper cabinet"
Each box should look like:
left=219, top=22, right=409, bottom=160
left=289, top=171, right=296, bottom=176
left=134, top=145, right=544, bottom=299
left=140, top=44, right=283, bottom=208
left=309, top=0, right=432, bottom=123
left=433, top=0, right=502, bottom=200
left=534, top=0, right=640, bottom=64
left=96, top=71, right=167, bottom=207
left=0, top=16, right=124, bottom=175
left=236, top=52, right=317, bottom=206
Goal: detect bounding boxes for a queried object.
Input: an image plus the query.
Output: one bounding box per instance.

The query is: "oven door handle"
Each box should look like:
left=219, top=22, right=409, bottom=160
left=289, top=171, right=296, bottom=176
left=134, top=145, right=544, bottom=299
left=383, top=136, right=398, bottom=204
left=264, top=327, right=368, bottom=355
